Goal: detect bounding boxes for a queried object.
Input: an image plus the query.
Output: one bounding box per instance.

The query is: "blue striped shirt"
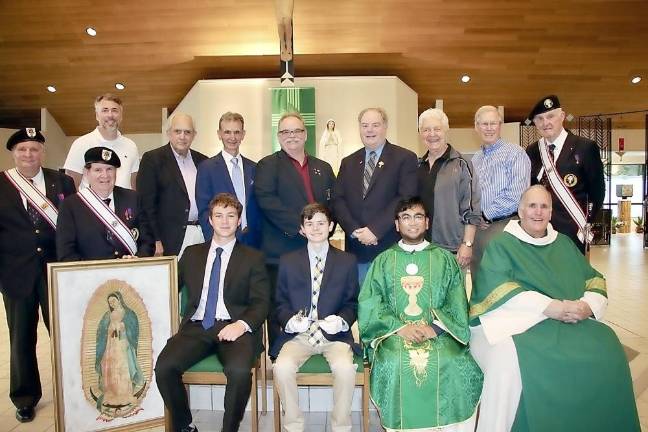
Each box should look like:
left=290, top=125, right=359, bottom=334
left=472, top=139, right=531, bottom=220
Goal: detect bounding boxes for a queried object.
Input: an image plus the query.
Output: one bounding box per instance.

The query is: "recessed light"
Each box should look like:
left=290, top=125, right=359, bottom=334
left=460, top=74, right=471, bottom=83
left=631, top=76, right=642, bottom=84
left=115, top=83, right=125, bottom=90
left=86, top=27, right=97, bottom=37
left=47, top=85, right=57, bottom=93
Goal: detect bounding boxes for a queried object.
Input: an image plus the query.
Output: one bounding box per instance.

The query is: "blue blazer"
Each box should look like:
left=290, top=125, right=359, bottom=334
left=270, top=245, right=360, bottom=358
left=195, top=151, right=261, bottom=247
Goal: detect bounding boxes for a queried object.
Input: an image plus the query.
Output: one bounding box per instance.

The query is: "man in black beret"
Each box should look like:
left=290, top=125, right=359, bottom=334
left=525, top=95, right=605, bottom=253
left=56, top=146, right=154, bottom=260
left=0, top=128, right=76, bottom=423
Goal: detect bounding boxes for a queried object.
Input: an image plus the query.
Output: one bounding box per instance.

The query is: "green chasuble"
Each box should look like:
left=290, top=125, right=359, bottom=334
left=471, top=228, right=640, bottom=432
left=359, top=243, right=482, bottom=430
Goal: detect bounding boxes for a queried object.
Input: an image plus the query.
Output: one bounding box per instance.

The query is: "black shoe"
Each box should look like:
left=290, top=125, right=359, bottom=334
left=180, top=425, right=198, bottom=432
left=16, top=406, right=35, bottom=423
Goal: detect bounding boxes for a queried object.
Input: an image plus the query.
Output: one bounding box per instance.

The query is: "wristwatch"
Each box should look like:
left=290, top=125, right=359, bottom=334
left=462, top=240, right=473, bottom=247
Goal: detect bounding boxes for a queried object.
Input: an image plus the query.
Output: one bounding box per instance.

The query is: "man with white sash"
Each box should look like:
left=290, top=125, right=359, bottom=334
left=470, top=185, right=639, bottom=432
left=0, top=128, right=76, bottom=423
left=525, top=95, right=605, bottom=254
left=57, top=146, right=154, bottom=261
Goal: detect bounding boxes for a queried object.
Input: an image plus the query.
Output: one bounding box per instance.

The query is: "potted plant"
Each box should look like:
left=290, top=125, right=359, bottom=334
left=634, top=216, right=644, bottom=233
left=611, top=216, right=618, bottom=234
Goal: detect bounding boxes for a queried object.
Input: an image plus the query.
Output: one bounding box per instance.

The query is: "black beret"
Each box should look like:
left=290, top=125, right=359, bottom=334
left=6, top=128, right=45, bottom=150
left=528, top=95, right=561, bottom=121
left=84, top=146, right=122, bottom=168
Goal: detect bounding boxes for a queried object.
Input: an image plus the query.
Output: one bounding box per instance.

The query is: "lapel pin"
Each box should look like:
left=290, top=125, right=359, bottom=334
left=378, top=161, right=385, bottom=168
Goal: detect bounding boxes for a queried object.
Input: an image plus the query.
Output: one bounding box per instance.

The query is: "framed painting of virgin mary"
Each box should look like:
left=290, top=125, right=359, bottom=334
left=48, top=256, right=178, bottom=431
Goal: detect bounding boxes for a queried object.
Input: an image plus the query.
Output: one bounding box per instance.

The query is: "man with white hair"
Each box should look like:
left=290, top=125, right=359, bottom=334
left=137, top=113, right=208, bottom=258
left=471, top=105, right=530, bottom=273
left=470, top=185, right=639, bottom=432
left=415, top=107, right=481, bottom=269
left=525, top=95, right=605, bottom=254
left=64, top=93, right=140, bottom=189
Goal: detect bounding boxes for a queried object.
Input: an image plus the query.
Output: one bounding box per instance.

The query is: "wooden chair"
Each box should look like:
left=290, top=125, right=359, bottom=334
left=164, top=286, right=267, bottom=432
left=272, top=353, right=371, bottom=432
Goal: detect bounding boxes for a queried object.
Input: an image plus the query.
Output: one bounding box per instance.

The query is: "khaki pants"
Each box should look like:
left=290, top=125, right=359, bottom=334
left=273, top=333, right=357, bottom=432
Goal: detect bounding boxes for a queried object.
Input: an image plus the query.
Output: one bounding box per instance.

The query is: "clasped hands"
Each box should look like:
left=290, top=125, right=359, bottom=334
left=285, top=313, right=345, bottom=335
left=543, top=299, right=592, bottom=324
left=397, top=323, right=437, bottom=343
left=353, top=227, right=378, bottom=246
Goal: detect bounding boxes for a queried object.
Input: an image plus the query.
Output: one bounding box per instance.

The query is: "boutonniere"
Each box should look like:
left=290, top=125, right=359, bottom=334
left=125, top=208, right=134, bottom=221
left=313, top=168, right=322, bottom=176
left=57, top=193, right=65, bottom=202
left=378, top=161, right=385, bottom=168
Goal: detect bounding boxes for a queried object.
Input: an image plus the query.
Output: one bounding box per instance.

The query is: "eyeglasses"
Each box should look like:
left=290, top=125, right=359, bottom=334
left=477, top=121, right=501, bottom=129
left=278, top=128, right=305, bottom=137
left=398, top=214, right=426, bottom=223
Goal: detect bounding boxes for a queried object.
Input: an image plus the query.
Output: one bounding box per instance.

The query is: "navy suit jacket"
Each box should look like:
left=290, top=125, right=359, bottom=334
left=0, top=169, right=75, bottom=297
left=527, top=131, right=605, bottom=242
left=333, top=141, right=418, bottom=263
left=137, top=144, right=208, bottom=256
left=195, top=151, right=261, bottom=247
left=270, top=245, right=359, bottom=358
left=255, top=150, right=335, bottom=263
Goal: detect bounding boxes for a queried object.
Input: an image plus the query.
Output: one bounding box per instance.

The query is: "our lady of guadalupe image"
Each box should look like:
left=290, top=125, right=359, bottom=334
left=81, top=280, right=153, bottom=421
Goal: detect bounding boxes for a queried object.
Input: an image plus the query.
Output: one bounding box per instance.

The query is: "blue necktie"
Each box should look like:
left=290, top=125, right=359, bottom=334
left=202, top=247, right=224, bottom=330
left=231, top=158, right=247, bottom=230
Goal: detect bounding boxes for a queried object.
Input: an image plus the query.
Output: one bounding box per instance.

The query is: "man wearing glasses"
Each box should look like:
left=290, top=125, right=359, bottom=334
left=255, top=112, right=335, bottom=347
left=471, top=105, right=530, bottom=273
left=196, top=112, right=262, bottom=247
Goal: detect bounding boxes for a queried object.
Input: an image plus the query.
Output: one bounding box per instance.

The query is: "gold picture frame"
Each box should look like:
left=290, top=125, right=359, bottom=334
left=48, top=257, right=178, bottom=432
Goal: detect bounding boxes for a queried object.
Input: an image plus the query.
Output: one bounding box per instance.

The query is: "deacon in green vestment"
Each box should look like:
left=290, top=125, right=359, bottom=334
left=359, top=197, right=483, bottom=432
left=470, top=185, right=640, bottom=432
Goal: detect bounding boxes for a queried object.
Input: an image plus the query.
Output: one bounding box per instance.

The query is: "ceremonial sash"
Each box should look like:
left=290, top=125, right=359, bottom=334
left=539, top=139, right=592, bottom=243
left=4, top=168, right=58, bottom=229
left=78, top=188, right=138, bottom=255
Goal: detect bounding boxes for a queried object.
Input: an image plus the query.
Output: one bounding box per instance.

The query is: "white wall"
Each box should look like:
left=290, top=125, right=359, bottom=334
left=448, top=122, right=521, bottom=155
left=169, top=76, right=420, bottom=165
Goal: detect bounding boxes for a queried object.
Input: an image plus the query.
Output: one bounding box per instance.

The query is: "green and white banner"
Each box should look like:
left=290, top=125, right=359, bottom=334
left=270, top=87, right=316, bottom=154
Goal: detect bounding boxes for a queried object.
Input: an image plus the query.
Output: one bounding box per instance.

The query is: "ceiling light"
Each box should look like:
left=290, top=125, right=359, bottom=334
left=47, top=85, right=56, bottom=93
left=115, top=83, right=125, bottom=90
left=460, top=75, right=471, bottom=83
left=86, top=27, right=97, bottom=36
left=631, top=76, right=642, bottom=84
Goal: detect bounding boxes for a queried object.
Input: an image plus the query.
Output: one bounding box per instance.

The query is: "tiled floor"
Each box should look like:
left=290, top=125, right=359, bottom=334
left=1, top=233, right=647, bottom=431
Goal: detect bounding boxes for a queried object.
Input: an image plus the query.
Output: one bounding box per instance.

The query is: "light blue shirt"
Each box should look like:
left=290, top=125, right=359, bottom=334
left=364, top=142, right=386, bottom=164
left=472, top=139, right=531, bottom=220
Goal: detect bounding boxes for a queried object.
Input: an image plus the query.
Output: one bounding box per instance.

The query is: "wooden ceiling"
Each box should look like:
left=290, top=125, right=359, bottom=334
left=1, top=0, right=648, bottom=135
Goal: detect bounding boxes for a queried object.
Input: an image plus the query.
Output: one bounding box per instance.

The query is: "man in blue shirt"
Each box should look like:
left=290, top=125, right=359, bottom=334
left=471, top=105, right=530, bottom=274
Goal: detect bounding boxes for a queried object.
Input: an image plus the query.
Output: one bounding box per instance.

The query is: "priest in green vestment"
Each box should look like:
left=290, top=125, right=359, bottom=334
left=358, top=197, right=483, bottom=432
left=470, top=185, right=640, bottom=432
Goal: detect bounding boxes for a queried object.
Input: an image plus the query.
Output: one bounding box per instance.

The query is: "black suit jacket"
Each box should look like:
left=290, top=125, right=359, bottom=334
left=333, top=141, right=418, bottom=263
left=255, top=150, right=335, bottom=262
left=56, top=186, right=155, bottom=261
left=527, top=132, right=605, bottom=240
left=271, top=246, right=359, bottom=358
left=137, top=144, right=207, bottom=256
left=179, top=242, right=270, bottom=335
left=0, top=169, right=75, bottom=297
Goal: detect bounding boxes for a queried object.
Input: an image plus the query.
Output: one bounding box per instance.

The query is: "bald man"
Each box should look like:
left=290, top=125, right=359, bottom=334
left=137, top=113, right=208, bottom=258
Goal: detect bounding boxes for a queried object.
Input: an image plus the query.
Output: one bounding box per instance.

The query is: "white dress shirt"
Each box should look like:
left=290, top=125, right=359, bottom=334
left=20, top=168, right=45, bottom=209
left=171, top=147, right=199, bottom=222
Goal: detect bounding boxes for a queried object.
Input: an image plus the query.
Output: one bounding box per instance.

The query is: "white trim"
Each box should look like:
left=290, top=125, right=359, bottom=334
left=4, top=168, right=58, bottom=229
left=78, top=188, right=137, bottom=255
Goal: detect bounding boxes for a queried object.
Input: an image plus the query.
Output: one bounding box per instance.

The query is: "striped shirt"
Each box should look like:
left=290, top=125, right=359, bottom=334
left=472, top=139, right=531, bottom=220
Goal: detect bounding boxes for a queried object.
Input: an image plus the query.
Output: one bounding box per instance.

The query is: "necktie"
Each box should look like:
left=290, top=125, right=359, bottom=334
left=230, top=158, right=247, bottom=229
left=548, top=143, right=556, bottom=162
left=307, top=256, right=326, bottom=346
left=541, top=143, right=557, bottom=187
left=202, top=247, right=224, bottom=330
left=26, top=179, right=42, bottom=226
left=362, top=151, right=377, bottom=198
left=103, top=198, right=115, bottom=242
